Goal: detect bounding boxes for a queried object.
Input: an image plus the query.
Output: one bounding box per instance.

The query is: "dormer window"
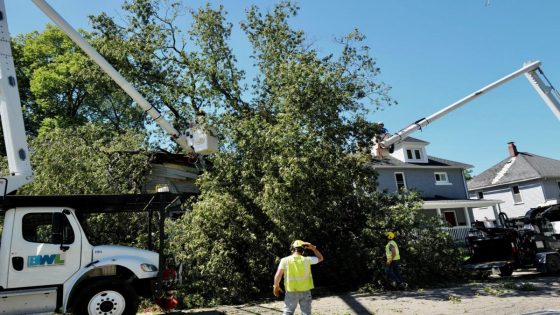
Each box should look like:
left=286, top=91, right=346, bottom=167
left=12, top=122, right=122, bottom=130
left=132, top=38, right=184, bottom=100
left=391, top=138, right=428, bottom=163
left=406, top=149, right=422, bottom=161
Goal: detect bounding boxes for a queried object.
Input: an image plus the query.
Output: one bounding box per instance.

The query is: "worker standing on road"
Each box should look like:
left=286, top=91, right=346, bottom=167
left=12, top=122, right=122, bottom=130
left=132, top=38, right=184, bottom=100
left=273, top=240, right=324, bottom=315
left=385, top=231, right=406, bottom=289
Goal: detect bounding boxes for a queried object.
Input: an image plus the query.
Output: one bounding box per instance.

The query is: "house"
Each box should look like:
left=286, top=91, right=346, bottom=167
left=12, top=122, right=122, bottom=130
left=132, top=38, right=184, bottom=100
left=468, top=142, right=560, bottom=220
left=142, top=151, right=201, bottom=194
left=372, top=137, right=501, bottom=239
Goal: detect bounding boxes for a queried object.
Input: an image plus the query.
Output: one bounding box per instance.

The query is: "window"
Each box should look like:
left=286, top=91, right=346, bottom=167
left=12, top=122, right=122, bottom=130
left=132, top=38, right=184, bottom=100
left=22, top=213, right=75, bottom=244
left=477, top=191, right=484, bottom=199
left=394, top=172, right=407, bottom=191
left=511, top=186, right=523, bottom=204
left=434, top=172, right=450, bottom=185
left=406, top=149, right=422, bottom=161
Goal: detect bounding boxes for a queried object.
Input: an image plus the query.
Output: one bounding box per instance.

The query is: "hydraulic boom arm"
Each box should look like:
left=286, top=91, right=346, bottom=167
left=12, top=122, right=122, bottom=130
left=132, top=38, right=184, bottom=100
left=373, top=61, right=560, bottom=158
left=32, top=0, right=217, bottom=155
left=0, top=0, right=33, bottom=194
left=0, top=0, right=218, bottom=195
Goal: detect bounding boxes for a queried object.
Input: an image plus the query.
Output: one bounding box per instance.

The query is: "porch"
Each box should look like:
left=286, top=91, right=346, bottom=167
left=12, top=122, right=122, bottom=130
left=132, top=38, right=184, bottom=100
left=421, top=199, right=503, bottom=244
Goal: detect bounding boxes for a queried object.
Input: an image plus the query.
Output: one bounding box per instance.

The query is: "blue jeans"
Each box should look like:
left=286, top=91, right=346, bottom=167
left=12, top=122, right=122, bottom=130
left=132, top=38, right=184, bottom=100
left=283, top=291, right=312, bottom=315
left=385, top=260, right=404, bottom=284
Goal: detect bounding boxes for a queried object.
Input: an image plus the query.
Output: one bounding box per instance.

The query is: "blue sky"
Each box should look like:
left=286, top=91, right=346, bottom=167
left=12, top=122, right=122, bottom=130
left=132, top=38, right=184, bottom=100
left=6, top=0, right=560, bottom=175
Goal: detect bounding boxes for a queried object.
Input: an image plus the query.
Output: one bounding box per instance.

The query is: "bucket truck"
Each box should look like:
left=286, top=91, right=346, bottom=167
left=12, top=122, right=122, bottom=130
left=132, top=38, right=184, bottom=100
left=372, top=61, right=560, bottom=159
left=0, top=0, right=217, bottom=314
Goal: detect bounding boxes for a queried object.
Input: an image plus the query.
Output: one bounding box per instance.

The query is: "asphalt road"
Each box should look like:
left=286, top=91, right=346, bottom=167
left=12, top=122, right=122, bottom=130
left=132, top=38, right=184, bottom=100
left=141, top=270, right=560, bottom=315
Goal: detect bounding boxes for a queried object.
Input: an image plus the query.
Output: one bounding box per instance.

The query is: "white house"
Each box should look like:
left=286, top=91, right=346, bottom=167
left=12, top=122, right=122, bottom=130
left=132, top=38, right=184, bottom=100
left=468, top=142, right=560, bottom=220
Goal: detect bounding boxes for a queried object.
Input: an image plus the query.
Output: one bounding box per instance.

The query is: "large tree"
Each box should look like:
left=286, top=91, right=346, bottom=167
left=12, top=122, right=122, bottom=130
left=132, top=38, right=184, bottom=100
left=90, top=0, right=398, bottom=304
left=4, top=0, right=464, bottom=307
left=84, top=0, right=463, bottom=306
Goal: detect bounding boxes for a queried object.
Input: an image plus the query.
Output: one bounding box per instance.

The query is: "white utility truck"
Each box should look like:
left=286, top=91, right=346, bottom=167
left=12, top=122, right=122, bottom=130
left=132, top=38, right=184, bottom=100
left=0, top=0, right=217, bottom=314
left=372, top=61, right=560, bottom=159
left=0, top=194, right=187, bottom=315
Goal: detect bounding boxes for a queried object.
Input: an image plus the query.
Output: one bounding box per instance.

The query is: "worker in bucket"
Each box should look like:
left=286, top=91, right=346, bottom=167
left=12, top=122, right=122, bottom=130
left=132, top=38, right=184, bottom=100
left=373, top=121, right=393, bottom=159
left=273, top=240, right=324, bottom=315
left=385, top=231, right=407, bottom=289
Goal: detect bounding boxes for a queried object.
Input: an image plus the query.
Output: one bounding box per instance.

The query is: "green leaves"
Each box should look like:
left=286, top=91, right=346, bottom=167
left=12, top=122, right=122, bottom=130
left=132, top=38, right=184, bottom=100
left=13, top=25, right=147, bottom=136
left=20, top=124, right=150, bottom=195
left=5, top=0, right=464, bottom=307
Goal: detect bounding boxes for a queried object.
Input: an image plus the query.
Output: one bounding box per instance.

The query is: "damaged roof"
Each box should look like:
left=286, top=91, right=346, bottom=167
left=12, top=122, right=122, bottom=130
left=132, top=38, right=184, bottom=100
left=468, top=152, right=560, bottom=190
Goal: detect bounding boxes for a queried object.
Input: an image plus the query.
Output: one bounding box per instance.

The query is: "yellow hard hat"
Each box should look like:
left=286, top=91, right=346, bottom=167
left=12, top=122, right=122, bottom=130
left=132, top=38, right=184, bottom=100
left=292, top=240, right=305, bottom=248
left=385, top=231, right=395, bottom=239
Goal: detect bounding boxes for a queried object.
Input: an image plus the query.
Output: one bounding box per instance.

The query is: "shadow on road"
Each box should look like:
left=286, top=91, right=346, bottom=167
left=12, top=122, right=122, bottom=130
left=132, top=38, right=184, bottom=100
left=363, top=272, right=560, bottom=302
left=339, top=294, right=374, bottom=314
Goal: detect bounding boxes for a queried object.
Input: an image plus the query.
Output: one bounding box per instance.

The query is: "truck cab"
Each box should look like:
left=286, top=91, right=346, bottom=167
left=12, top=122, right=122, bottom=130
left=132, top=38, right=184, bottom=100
left=463, top=204, right=560, bottom=278
left=0, top=193, right=182, bottom=315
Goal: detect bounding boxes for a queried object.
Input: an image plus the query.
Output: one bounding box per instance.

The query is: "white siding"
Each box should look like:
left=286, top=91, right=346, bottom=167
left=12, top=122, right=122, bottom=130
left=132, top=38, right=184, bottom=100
left=471, top=181, right=546, bottom=219
left=542, top=179, right=560, bottom=203
left=392, top=144, right=406, bottom=162
left=391, top=142, right=428, bottom=163
left=468, top=195, right=498, bottom=222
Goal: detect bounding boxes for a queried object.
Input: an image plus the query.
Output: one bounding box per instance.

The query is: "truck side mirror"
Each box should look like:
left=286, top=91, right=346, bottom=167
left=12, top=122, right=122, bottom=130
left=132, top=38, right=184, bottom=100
left=52, top=211, right=72, bottom=252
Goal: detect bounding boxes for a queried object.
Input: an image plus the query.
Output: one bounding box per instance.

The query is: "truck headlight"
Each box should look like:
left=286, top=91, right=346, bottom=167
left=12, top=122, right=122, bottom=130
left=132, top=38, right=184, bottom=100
left=141, top=263, right=158, bottom=272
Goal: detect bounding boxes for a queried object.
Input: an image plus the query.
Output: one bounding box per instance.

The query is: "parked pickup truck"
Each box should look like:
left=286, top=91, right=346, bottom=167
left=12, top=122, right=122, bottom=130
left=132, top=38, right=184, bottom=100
left=463, top=204, right=560, bottom=277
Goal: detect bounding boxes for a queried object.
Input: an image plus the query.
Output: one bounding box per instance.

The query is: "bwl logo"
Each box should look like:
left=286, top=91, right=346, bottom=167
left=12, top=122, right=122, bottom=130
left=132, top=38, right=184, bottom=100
left=27, top=254, right=65, bottom=267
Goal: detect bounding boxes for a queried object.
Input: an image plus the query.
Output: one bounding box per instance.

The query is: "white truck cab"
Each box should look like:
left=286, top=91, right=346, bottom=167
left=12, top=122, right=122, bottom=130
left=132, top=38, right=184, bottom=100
left=0, top=193, right=183, bottom=314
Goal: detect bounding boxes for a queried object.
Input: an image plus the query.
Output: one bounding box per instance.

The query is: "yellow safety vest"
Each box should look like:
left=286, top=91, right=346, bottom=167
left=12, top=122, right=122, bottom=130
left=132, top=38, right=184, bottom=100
left=385, top=240, right=400, bottom=261
left=284, top=255, right=314, bottom=292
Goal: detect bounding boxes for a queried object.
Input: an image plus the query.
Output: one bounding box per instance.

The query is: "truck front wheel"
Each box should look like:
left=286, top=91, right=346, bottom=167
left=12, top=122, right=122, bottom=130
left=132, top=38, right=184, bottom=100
left=73, top=279, right=139, bottom=315
left=499, top=265, right=513, bottom=277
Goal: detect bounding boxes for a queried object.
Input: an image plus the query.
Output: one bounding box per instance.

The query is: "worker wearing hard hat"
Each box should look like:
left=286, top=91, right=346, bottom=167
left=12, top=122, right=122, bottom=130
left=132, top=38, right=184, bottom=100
left=385, top=231, right=406, bottom=289
left=273, top=240, right=324, bottom=315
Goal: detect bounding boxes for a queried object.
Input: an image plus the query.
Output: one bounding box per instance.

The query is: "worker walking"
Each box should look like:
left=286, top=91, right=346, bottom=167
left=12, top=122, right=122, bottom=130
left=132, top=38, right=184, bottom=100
left=385, top=231, right=406, bottom=289
left=273, top=240, right=324, bottom=315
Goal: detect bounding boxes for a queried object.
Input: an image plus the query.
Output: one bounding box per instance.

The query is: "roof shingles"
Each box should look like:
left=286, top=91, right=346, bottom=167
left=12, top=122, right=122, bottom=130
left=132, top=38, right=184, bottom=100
left=468, top=152, right=560, bottom=190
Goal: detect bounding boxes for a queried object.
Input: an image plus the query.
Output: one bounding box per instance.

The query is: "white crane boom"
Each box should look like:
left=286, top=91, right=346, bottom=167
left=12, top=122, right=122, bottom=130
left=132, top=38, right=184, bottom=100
left=373, top=61, right=560, bottom=158
left=0, top=0, right=33, bottom=194
left=0, top=0, right=218, bottom=195
left=525, top=67, right=560, bottom=120
left=32, top=0, right=218, bottom=155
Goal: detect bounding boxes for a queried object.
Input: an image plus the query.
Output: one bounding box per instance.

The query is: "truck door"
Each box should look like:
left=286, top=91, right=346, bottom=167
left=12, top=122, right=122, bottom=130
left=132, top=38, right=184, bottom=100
left=7, top=208, right=82, bottom=288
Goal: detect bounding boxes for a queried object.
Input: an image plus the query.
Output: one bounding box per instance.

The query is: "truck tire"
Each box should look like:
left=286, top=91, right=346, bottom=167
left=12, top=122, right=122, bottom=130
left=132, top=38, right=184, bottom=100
left=73, top=279, right=139, bottom=315
left=545, top=254, right=560, bottom=274
left=499, top=265, right=513, bottom=277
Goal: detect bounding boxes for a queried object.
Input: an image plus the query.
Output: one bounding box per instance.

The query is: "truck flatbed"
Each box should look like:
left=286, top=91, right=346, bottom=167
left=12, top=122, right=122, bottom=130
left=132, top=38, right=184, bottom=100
left=0, top=192, right=193, bottom=213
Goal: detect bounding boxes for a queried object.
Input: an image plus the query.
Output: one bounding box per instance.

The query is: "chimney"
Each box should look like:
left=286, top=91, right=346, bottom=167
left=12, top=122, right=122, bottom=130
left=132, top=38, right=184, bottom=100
left=508, top=142, right=518, bottom=157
